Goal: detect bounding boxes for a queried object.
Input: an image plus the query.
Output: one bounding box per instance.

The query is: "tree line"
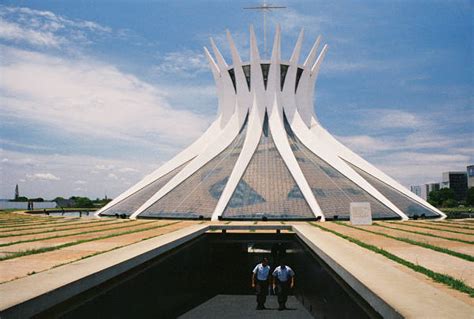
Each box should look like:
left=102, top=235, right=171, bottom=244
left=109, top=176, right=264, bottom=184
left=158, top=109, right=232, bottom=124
left=428, top=187, right=474, bottom=208
left=10, top=196, right=112, bottom=208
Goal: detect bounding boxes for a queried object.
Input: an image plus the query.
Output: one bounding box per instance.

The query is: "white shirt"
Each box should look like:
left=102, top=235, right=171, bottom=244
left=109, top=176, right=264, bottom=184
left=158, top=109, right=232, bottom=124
left=272, top=265, right=294, bottom=282
left=253, top=263, right=270, bottom=281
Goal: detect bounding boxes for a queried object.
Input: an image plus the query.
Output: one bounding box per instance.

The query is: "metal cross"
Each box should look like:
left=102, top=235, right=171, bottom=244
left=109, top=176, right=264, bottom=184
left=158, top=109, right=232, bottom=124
left=244, top=1, right=286, bottom=58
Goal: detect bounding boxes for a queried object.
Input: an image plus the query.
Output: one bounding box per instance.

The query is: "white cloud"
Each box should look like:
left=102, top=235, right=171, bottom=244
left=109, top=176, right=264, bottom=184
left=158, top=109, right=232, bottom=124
left=336, top=135, right=391, bottom=155
left=0, top=149, right=158, bottom=199
left=95, top=164, right=115, bottom=170
left=0, top=46, right=211, bottom=148
left=270, top=8, right=331, bottom=36
left=153, top=50, right=208, bottom=78
left=336, top=105, right=472, bottom=187
left=0, top=138, right=53, bottom=151
left=338, top=130, right=472, bottom=187
left=74, top=180, right=87, bottom=184
left=371, top=109, right=427, bottom=129
left=0, top=6, right=111, bottom=48
left=340, top=108, right=433, bottom=133
left=119, top=167, right=139, bottom=173
left=375, top=152, right=471, bottom=188
left=323, top=60, right=390, bottom=73
left=338, top=130, right=470, bottom=157
left=107, top=173, right=118, bottom=180
left=26, top=172, right=60, bottom=181
left=0, top=19, right=60, bottom=47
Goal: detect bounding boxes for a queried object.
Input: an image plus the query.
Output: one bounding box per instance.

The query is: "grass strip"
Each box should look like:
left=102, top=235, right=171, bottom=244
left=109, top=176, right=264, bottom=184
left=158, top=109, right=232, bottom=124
left=0, top=218, right=113, bottom=232
left=0, top=221, right=157, bottom=247
left=0, top=220, right=82, bottom=232
left=0, top=219, right=62, bottom=227
left=0, top=214, right=62, bottom=220
left=0, top=214, right=52, bottom=220
left=0, top=217, right=51, bottom=224
left=375, top=223, right=473, bottom=245
left=0, top=221, right=180, bottom=261
left=387, top=221, right=473, bottom=236
left=431, top=221, right=474, bottom=230
left=6, top=231, right=174, bottom=284
left=0, top=217, right=84, bottom=228
left=335, top=222, right=474, bottom=262
left=0, top=222, right=122, bottom=238
left=0, top=222, right=126, bottom=239
left=309, top=222, right=474, bottom=297
left=405, top=221, right=474, bottom=232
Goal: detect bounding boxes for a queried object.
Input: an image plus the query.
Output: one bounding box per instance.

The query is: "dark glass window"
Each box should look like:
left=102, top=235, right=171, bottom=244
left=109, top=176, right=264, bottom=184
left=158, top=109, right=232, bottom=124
left=138, top=114, right=249, bottom=219
left=228, top=68, right=236, bottom=92
left=346, top=162, right=441, bottom=218
left=260, top=64, right=270, bottom=89
left=99, top=161, right=190, bottom=217
left=222, top=112, right=315, bottom=220
left=280, top=64, right=289, bottom=91
left=295, top=68, right=304, bottom=93
left=283, top=113, right=400, bottom=220
left=242, top=65, right=251, bottom=90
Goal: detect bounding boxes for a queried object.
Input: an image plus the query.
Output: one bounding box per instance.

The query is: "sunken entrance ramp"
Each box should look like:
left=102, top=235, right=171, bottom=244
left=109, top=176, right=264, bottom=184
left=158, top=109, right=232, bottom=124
left=179, top=295, right=312, bottom=319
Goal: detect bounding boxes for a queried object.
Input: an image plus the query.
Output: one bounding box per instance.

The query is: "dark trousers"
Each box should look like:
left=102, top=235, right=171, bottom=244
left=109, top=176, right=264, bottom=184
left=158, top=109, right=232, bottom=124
left=255, top=280, right=269, bottom=307
left=275, top=280, right=290, bottom=308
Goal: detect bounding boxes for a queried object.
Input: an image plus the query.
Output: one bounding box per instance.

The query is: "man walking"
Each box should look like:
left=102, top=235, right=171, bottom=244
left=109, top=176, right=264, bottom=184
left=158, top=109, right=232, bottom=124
left=272, top=260, right=295, bottom=311
left=252, top=257, right=271, bottom=310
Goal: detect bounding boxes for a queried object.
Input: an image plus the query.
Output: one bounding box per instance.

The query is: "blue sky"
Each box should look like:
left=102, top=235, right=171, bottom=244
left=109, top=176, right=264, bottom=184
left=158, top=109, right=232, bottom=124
left=0, top=0, right=472, bottom=199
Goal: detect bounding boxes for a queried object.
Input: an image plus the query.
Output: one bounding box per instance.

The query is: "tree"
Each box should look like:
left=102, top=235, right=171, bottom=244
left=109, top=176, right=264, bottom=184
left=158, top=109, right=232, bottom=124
left=12, top=196, right=28, bottom=202
left=467, top=187, right=474, bottom=206
left=442, top=198, right=457, bottom=208
left=428, top=188, right=455, bottom=207
left=74, top=197, right=94, bottom=208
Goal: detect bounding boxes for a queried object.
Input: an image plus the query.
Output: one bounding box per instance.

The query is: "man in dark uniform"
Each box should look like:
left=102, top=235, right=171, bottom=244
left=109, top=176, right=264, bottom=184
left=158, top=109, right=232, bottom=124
left=251, top=257, right=271, bottom=310
left=272, top=260, right=295, bottom=311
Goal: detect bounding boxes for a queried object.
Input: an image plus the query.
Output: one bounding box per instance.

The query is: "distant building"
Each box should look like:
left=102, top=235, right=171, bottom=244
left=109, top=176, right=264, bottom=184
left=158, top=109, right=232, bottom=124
left=467, top=165, right=474, bottom=188
left=427, top=183, right=440, bottom=193
left=410, top=185, right=421, bottom=197
left=410, top=185, right=427, bottom=200
left=14, top=184, right=19, bottom=201
left=410, top=183, right=440, bottom=200
left=442, top=172, right=468, bottom=201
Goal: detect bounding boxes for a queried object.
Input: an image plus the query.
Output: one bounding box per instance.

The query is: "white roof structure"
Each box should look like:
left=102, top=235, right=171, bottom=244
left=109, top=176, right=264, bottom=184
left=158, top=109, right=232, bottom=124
left=97, top=26, right=446, bottom=221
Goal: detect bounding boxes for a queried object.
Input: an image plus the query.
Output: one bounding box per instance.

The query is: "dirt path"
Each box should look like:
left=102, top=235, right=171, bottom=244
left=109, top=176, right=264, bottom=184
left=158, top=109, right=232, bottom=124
left=0, top=221, right=128, bottom=244
left=0, top=221, right=197, bottom=283
left=0, top=221, right=161, bottom=253
left=366, top=224, right=474, bottom=256
left=320, top=223, right=474, bottom=287
left=403, top=221, right=474, bottom=234
left=379, top=222, right=474, bottom=242
left=0, top=218, right=78, bottom=229
left=0, top=219, right=113, bottom=235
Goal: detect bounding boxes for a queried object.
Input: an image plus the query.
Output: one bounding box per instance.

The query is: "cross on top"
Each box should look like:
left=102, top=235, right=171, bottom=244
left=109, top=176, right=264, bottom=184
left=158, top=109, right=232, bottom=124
left=244, top=1, right=286, bottom=58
